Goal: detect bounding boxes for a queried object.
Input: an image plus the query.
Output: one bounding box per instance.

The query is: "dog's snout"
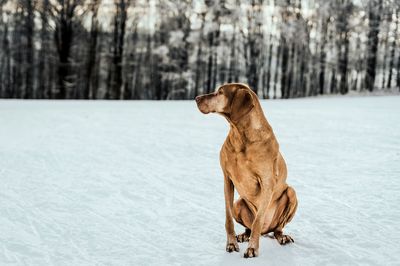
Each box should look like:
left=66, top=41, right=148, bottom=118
left=195, top=96, right=201, bottom=104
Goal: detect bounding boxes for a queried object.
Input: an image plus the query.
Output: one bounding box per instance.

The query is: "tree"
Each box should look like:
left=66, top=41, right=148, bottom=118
left=18, top=0, right=35, bottom=98
left=0, top=1, right=11, bottom=98
left=84, top=0, right=100, bottom=99
left=107, top=0, right=128, bottom=99
left=37, top=0, right=52, bottom=98
left=245, top=0, right=263, bottom=95
left=336, top=0, right=353, bottom=95
left=387, top=6, right=398, bottom=89
left=52, top=0, right=85, bottom=99
left=365, top=0, right=383, bottom=92
left=0, top=0, right=399, bottom=100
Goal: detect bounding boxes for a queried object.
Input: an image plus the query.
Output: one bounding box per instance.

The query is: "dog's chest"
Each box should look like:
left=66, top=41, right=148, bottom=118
left=223, top=150, right=263, bottom=198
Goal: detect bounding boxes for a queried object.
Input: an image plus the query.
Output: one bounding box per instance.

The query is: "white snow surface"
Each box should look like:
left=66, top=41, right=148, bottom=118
left=1, top=96, right=399, bottom=266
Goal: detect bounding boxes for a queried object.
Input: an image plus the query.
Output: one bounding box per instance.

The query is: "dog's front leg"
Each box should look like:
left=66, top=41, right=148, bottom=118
left=224, top=174, right=239, bottom=252
left=244, top=179, right=275, bottom=258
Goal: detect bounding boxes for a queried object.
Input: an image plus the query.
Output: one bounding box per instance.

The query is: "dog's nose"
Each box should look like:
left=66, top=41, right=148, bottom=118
left=195, top=96, right=201, bottom=104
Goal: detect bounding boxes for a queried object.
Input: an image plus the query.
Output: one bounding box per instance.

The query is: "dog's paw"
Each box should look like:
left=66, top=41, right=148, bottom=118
left=276, top=234, right=294, bottom=245
left=226, top=242, right=239, bottom=253
left=244, top=247, right=258, bottom=258
left=236, top=232, right=250, bottom=243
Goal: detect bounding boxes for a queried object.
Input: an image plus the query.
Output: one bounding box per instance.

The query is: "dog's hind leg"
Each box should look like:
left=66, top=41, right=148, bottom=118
left=236, top=228, right=251, bottom=243
left=268, top=186, right=298, bottom=245
left=232, top=198, right=254, bottom=242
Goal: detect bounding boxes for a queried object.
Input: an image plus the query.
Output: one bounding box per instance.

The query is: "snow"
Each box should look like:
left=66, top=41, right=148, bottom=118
left=0, top=96, right=399, bottom=265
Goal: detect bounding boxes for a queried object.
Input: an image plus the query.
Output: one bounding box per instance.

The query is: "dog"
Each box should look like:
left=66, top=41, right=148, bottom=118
left=195, top=83, right=297, bottom=258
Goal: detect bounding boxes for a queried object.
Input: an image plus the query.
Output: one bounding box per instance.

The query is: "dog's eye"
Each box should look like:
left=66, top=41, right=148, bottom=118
left=218, top=90, right=223, bottom=95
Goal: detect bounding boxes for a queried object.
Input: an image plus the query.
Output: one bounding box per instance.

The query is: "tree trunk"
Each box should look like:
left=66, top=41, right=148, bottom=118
left=280, top=38, right=289, bottom=98
left=330, top=68, right=336, bottom=94
left=387, top=8, right=397, bottom=89
left=212, top=19, right=220, bottom=90
left=84, top=1, right=100, bottom=99
left=24, top=0, right=34, bottom=99
left=246, top=0, right=263, bottom=94
left=365, top=0, right=382, bottom=92
left=194, top=13, right=205, bottom=97
left=287, top=42, right=295, bottom=98
left=1, top=13, right=11, bottom=98
left=228, top=23, right=237, bottom=83
left=54, top=1, right=78, bottom=99
left=319, top=18, right=328, bottom=95
left=264, top=33, right=273, bottom=99
left=273, top=43, right=282, bottom=99
left=37, top=0, right=50, bottom=99
left=206, top=31, right=214, bottom=93
left=381, top=7, right=390, bottom=90
left=110, top=0, right=127, bottom=99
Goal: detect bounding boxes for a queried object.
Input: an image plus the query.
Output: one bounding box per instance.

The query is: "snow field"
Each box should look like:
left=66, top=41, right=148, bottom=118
left=0, top=96, right=399, bottom=265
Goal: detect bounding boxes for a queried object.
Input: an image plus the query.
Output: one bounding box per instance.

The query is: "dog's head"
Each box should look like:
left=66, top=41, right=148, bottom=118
left=195, top=83, right=255, bottom=123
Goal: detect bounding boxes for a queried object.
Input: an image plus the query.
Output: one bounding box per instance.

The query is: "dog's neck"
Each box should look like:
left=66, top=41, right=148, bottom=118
left=227, top=107, right=274, bottom=148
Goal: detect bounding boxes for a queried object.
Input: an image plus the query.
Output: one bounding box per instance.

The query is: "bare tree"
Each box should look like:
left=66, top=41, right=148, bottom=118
left=245, top=0, right=263, bottom=95
left=365, top=0, right=383, bottom=92
left=84, top=0, right=100, bottom=99
left=0, top=1, right=11, bottom=98
left=107, top=0, right=128, bottom=99
left=37, top=0, right=51, bottom=98
left=18, top=0, right=35, bottom=98
left=337, top=0, right=352, bottom=95
left=387, top=6, right=398, bottom=89
left=52, top=0, right=85, bottom=99
left=0, top=0, right=399, bottom=100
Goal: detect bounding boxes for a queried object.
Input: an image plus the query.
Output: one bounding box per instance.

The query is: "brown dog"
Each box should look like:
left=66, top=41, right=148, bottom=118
left=195, top=83, right=297, bottom=258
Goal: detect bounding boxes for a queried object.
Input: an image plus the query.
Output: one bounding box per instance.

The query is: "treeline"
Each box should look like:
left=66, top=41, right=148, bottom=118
left=0, top=0, right=399, bottom=100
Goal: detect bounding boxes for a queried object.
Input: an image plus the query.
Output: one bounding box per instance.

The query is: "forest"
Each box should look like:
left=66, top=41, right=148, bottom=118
left=0, top=0, right=399, bottom=100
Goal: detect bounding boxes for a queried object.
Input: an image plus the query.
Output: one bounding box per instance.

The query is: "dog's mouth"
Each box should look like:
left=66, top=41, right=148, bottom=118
left=195, top=97, right=211, bottom=114
left=197, top=104, right=211, bottom=114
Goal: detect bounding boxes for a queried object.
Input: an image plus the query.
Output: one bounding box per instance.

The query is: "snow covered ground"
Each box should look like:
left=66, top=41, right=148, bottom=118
left=0, top=96, right=399, bottom=266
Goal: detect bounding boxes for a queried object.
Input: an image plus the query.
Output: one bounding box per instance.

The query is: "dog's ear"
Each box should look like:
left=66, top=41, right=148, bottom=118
left=230, top=88, right=254, bottom=123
